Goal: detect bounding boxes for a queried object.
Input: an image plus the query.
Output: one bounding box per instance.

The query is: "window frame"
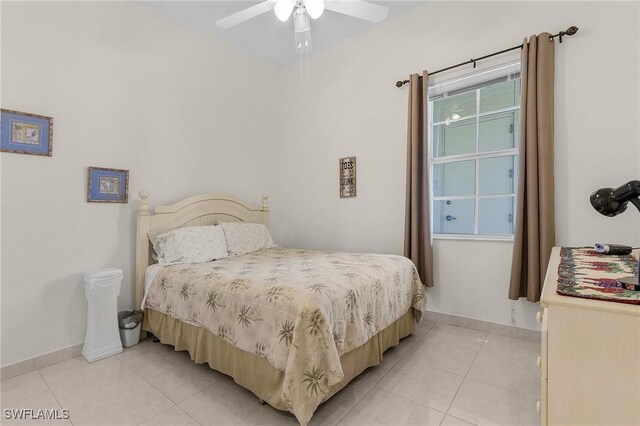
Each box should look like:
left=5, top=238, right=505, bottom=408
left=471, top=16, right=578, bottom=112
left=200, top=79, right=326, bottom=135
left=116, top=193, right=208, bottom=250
left=428, top=63, right=521, bottom=241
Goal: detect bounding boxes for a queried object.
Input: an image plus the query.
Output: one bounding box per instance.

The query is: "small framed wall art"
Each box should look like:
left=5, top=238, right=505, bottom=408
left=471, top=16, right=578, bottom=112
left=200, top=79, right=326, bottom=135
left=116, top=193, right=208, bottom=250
left=1, top=109, right=53, bottom=156
left=87, top=167, right=129, bottom=203
left=339, top=156, right=356, bottom=198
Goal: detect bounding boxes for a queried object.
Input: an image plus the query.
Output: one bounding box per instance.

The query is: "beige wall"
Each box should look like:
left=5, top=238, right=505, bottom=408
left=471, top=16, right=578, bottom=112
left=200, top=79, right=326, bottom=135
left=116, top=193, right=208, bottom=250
left=0, top=1, right=280, bottom=367
left=272, top=1, right=640, bottom=330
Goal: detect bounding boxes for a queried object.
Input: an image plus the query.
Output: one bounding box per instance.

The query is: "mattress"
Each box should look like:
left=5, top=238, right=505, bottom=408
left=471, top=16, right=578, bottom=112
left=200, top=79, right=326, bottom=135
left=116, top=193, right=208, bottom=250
left=143, top=247, right=426, bottom=424
left=141, top=263, right=163, bottom=309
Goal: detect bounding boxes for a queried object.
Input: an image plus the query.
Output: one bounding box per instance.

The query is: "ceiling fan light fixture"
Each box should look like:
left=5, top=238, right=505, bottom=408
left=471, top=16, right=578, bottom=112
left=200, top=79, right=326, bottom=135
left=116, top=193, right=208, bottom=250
left=274, top=0, right=295, bottom=22
left=303, top=0, right=325, bottom=19
left=293, top=7, right=310, bottom=32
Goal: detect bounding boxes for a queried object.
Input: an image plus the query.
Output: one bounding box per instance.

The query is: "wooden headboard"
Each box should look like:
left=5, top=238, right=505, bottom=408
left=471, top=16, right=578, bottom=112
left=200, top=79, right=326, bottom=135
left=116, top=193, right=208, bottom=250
left=134, top=191, right=270, bottom=308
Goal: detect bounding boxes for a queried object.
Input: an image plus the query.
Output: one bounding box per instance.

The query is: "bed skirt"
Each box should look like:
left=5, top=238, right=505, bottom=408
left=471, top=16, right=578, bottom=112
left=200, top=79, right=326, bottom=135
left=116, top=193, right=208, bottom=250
left=142, top=308, right=415, bottom=414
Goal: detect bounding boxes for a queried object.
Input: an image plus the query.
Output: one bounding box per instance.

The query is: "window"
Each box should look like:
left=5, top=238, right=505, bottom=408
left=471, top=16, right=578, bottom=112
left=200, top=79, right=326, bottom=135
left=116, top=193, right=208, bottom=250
left=430, top=64, right=520, bottom=238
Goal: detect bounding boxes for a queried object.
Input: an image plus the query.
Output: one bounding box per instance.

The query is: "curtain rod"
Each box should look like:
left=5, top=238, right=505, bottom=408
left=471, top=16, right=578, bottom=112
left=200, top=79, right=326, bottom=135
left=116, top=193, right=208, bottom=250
left=395, top=26, right=578, bottom=88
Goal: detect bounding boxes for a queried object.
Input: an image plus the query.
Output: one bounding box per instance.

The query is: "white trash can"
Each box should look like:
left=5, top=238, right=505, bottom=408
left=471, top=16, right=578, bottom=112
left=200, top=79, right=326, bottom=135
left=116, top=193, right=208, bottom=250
left=118, top=310, right=143, bottom=348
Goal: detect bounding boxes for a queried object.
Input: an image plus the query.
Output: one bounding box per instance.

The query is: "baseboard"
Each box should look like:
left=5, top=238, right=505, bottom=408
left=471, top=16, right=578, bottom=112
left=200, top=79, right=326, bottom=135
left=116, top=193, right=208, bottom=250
left=1, top=343, right=83, bottom=381
left=423, top=311, right=541, bottom=342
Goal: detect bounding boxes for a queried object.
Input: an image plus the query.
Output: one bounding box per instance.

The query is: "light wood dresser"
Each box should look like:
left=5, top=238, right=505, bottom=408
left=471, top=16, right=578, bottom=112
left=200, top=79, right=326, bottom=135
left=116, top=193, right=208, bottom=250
left=538, top=247, right=640, bottom=425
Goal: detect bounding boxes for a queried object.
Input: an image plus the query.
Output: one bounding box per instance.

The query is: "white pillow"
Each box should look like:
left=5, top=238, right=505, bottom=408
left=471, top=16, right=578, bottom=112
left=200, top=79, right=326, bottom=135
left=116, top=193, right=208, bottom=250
left=220, top=222, right=276, bottom=255
left=154, top=225, right=228, bottom=266
left=148, top=229, right=170, bottom=262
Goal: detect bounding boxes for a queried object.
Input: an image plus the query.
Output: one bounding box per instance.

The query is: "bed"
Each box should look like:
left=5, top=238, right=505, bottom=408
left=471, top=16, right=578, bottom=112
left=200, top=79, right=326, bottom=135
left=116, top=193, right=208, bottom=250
left=134, top=192, right=427, bottom=425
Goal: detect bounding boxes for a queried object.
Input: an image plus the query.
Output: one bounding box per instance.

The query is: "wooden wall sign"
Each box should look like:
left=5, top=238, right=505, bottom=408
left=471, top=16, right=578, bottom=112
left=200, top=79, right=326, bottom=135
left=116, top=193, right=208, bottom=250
left=339, top=156, right=356, bottom=198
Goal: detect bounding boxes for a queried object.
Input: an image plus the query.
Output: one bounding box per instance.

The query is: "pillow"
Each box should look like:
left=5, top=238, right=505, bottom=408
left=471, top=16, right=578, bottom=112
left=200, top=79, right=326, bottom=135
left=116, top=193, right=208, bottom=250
left=220, top=222, right=276, bottom=255
left=154, top=225, right=228, bottom=266
left=148, top=229, right=170, bottom=262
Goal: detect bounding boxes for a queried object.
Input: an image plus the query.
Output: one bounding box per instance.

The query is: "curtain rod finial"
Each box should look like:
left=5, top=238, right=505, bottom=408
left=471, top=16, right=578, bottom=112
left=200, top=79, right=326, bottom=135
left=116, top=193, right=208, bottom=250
left=565, top=26, right=579, bottom=36
left=396, top=79, right=409, bottom=88
left=552, top=26, right=578, bottom=43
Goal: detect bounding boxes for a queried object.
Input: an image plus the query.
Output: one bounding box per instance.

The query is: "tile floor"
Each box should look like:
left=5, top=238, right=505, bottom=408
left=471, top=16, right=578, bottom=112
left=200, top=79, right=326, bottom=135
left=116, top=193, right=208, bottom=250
left=1, top=321, right=541, bottom=425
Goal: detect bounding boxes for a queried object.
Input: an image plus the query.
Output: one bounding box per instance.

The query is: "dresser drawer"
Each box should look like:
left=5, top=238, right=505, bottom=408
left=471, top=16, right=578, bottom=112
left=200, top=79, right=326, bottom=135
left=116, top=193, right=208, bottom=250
left=546, top=305, right=640, bottom=425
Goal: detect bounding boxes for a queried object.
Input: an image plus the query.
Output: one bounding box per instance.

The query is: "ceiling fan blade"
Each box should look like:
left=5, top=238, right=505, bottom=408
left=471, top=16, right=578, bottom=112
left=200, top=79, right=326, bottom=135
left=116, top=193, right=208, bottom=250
left=216, top=1, right=275, bottom=29
left=325, top=0, right=389, bottom=23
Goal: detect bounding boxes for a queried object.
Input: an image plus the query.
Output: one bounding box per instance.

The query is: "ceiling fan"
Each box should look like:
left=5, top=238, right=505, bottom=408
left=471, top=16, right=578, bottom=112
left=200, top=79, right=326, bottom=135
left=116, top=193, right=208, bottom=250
left=216, top=0, right=389, bottom=50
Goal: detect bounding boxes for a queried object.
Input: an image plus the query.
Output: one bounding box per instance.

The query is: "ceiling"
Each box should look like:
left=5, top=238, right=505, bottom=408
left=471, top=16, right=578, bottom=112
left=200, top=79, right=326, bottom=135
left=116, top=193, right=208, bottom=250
left=147, top=1, right=427, bottom=67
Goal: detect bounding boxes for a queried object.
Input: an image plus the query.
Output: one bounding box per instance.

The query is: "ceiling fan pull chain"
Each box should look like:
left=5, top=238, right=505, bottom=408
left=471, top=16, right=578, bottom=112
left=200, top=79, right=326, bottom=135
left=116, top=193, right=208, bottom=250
left=298, top=37, right=309, bottom=112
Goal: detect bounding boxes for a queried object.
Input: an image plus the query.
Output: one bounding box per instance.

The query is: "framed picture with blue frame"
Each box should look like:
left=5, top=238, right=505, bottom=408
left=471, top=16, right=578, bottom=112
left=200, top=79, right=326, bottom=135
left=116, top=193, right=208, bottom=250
left=1, top=109, right=53, bottom=156
left=87, top=167, right=129, bottom=203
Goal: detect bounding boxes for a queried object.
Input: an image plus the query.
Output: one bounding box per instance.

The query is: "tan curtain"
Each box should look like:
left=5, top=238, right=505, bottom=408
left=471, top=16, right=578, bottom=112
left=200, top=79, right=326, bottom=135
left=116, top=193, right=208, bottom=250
left=509, top=34, right=556, bottom=302
left=404, top=71, right=434, bottom=287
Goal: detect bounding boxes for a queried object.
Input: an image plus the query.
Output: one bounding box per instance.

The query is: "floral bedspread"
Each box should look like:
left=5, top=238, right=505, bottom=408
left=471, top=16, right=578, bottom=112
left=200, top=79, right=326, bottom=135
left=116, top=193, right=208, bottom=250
left=144, top=247, right=426, bottom=425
